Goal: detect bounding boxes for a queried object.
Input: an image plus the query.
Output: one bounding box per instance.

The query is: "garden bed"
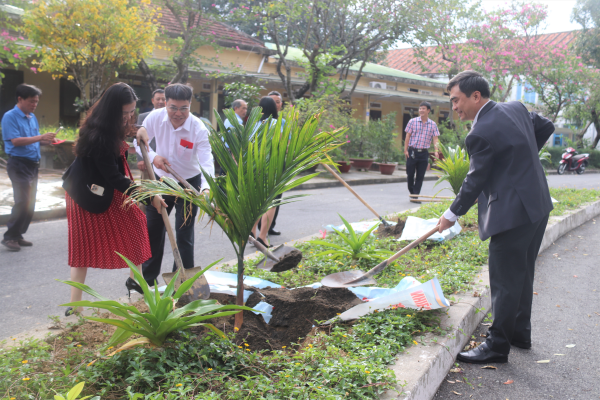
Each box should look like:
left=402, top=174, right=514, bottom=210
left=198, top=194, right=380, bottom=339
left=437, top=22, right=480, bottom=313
left=2, top=188, right=598, bottom=399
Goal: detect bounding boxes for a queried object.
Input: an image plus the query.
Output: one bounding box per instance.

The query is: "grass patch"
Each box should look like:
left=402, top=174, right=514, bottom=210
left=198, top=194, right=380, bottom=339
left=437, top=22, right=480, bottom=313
left=549, top=187, right=600, bottom=217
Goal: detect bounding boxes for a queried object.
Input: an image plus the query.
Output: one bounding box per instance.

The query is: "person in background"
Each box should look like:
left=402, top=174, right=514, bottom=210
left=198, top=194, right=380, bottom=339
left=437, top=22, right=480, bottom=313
left=61, top=82, right=162, bottom=316
left=135, top=83, right=215, bottom=287
left=262, top=90, right=285, bottom=236
left=250, top=96, right=281, bottom=248
left=223, top=99, right=247, bottom=132
left=1, top=84, right=58, bottom=252
left=135, top=89, right=166, bottom=177
left=438, top=70, right=554, bottom=364
left=139, top=99, right=153, bottom=114
left=404, top=101, right=440, bottom=202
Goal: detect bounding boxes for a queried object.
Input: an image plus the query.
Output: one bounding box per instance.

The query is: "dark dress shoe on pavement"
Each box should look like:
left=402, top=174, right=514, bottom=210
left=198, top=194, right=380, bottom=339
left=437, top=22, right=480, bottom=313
left=1, top=239, right=21, bottom=252
left=456, top=342, right=508, bottom=364
left=18, top=239, right=33, bottom=247
left=256, top=237, right=273, bottom=248
left=268, top=228, right=281, bottom=236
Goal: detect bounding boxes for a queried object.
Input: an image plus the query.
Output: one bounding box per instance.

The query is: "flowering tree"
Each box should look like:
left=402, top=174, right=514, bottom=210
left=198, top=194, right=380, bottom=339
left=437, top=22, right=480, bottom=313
left=0, top=5, right=36, bottom=84
left=23, top=0, right=158, bottom=111
left=411, top=1, right=548, bottom=102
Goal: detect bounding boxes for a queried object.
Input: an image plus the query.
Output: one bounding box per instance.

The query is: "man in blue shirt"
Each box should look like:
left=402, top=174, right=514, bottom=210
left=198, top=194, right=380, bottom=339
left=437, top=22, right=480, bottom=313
left=2, top=84, right=57, bottom=251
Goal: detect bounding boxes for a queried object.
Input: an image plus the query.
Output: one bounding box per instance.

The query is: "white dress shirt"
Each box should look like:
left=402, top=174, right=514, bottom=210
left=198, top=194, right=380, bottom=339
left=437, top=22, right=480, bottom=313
left=223, top=113, right=243, bottom=131
left=135, top=108, right=215, bottom=191
left=443, top=100, right=490, bottom=222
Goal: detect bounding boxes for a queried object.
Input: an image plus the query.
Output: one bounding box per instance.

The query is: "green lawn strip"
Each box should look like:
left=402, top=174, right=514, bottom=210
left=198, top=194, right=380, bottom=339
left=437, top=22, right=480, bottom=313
left=2, top=188, right=597, bottom=399
left=1, top=310, right=442, bottom=399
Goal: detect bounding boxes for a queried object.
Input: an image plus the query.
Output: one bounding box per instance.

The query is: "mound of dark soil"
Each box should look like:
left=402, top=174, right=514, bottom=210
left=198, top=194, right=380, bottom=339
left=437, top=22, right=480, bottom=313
left=376, top=218, right=406, bottom=238
left=196, top=286, right=363, bottom=351
left=271, top=249, right=303, bottom=272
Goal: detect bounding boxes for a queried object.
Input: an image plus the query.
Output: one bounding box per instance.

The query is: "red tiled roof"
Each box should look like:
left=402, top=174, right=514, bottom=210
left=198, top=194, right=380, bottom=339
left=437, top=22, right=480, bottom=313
left=158, top=9, right=265, bottom=49
left=383, top=31, right=578, bottom=75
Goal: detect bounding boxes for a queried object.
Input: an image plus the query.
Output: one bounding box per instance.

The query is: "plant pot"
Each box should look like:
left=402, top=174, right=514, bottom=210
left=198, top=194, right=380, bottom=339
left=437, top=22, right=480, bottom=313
left=349, top=158, right=374, bottom=170
left=369, top=162, right=380, bottom=172
left=378, top=163, right=397, bottom=175
left=336, top=161, right=352, bottom=173
left=305, top=164, right=319, bottom=174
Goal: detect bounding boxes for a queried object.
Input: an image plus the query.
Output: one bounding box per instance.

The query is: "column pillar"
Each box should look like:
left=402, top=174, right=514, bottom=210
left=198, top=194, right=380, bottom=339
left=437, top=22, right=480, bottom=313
left=365, top=94, right=370, bottom=123
left=209, top=78, right=218, bottom=129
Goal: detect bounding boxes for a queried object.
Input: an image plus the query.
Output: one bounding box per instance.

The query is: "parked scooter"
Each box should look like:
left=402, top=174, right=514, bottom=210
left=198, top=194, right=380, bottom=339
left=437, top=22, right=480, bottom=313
left=557, top=147, right=590, bottom=175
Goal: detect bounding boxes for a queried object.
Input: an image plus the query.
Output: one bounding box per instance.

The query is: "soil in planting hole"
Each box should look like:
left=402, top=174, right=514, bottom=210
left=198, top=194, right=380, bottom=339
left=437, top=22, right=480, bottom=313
left=376, top=217, right=406, bottom=238
left=270, top=249, right=303, bottom=272
left=194, top=286, right=363, bottom=351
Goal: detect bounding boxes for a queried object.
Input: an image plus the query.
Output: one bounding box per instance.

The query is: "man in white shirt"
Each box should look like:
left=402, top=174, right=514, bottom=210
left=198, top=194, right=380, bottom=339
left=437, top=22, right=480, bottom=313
left=135, top=83, right=215, bottom=287
left=223, top=99, right=247, bottom=132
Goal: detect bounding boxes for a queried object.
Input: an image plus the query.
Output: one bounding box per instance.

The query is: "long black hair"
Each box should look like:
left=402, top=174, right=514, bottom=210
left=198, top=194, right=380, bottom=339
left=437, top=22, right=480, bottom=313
left=76, top=83, right=138, bottom=157
left=258, top=96, right=278, bottom=121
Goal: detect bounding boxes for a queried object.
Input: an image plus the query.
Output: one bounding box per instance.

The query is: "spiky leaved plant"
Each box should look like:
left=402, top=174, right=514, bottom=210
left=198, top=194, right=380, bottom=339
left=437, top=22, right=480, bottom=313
left=130, top=107, right=343, bottom=328
left=433, top=143, right=470, bottom=196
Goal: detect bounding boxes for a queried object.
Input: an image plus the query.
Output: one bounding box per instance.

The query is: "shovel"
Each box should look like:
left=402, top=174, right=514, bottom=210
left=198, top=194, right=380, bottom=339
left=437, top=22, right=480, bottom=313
left=321, top=225, right=440, bottom=288
left=164, top=165, right=302, bottom=273
left=322, top=163, right=390, bottom=226
left=139, top=140, right=210, bottom=300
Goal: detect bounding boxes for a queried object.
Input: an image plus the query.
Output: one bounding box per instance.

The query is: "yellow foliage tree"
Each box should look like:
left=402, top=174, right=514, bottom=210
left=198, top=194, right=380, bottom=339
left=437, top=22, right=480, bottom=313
left=23, top=0, right=158, bottom=110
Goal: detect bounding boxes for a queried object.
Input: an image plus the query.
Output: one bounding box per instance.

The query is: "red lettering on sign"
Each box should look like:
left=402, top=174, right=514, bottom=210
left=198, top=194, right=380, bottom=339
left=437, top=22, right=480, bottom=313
left=410, top=290, right=431, bottom=310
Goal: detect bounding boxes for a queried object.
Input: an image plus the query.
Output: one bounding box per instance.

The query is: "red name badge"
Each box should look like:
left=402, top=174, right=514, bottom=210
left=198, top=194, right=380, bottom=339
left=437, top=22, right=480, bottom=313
left=180, top=139, right=194, bottom=149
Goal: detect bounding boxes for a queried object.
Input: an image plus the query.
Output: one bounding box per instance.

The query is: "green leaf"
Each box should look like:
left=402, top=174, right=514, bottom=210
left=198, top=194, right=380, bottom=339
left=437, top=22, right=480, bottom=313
left=66, top=382, right=85, bottom=400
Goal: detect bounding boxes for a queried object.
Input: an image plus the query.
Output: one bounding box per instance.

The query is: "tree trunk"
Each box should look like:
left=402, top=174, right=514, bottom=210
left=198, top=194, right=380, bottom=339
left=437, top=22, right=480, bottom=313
left=138, top=60, right=158, bottom=92
left=592, top=110, right=600, bottom=149
left=575, top=121, right=592, bottom=147
left=234, top=253, right=245, bottom=330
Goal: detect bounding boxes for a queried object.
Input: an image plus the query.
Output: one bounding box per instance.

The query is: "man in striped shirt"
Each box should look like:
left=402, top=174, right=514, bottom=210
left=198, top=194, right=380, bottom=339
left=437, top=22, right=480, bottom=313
left=404, top=101, right=440, bottom=201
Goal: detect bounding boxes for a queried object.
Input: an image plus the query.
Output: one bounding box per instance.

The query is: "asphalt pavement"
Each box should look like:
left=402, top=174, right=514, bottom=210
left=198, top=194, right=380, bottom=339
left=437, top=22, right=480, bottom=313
left=0, top=174, right=598, bottom=340
left=434, top=199, right=600, bottom=398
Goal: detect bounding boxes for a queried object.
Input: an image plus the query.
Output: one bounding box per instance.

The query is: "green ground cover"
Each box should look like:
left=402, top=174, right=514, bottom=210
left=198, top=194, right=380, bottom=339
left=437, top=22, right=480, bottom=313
left=1, top=188, right=597, bottom=399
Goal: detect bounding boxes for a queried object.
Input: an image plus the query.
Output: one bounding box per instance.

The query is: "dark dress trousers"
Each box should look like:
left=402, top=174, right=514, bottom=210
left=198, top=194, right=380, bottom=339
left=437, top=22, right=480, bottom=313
left=449, top=101, right=555, bottom=355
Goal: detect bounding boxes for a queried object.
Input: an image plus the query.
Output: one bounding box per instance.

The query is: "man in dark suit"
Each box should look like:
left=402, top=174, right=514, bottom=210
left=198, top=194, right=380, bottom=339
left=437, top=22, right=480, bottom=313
left=135, top=89, right=165, bottom=178
left=437, top=70, right=555, bottom=364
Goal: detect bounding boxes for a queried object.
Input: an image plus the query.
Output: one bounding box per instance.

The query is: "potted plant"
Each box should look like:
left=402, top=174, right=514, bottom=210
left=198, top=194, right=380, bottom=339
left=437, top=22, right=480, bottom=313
left=371, top=113, right=400, bottom=175
left=330, top=147, right=351, bottom=172
left=346, top=121, right=374, bottom=170
left=40, top=125, right=78, bottom=168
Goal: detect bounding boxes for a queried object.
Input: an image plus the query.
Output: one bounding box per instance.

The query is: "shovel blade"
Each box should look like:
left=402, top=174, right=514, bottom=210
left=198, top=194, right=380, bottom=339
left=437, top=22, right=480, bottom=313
left=162, top=266, right=210, bottom=303
left=257, top=245, right=302, bottom=272
left=320, top=270, right=378, bottom=288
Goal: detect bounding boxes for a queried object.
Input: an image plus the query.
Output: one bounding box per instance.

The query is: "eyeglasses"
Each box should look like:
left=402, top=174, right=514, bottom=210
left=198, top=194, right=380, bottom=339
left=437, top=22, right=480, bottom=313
left=168, top=106, right=190, bottom=113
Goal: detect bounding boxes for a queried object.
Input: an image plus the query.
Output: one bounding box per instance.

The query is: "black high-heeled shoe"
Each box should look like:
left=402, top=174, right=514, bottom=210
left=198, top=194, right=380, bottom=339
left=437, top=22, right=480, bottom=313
left=65, top=307, right=75, bottom=317
left=125, top=277, right=144, bottom=298
left=256, top=237, right=272, bottom=248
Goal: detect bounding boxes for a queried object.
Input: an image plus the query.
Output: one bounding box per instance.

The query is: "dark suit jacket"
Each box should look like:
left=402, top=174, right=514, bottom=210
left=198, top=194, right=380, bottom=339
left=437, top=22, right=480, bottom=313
left=62, top=150, right=133, bottom=214
left=450, top=101, right=555, bottom=240
left=136, top=112, right=156, bottom=162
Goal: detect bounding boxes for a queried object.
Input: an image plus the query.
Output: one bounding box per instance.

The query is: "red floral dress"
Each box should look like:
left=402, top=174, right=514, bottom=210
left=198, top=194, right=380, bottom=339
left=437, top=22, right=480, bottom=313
left=66, top=141, right=151, bottom=269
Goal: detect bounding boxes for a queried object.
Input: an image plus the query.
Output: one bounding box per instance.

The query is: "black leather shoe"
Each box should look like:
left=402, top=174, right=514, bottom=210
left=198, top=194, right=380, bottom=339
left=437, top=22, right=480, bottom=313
left=125, top=277, right=144, bottom=298
left=456, top=342, right=508, bottom=364
left=268, top=228, right=281, bottom=236
left=256, top=237, right=273, bottom=248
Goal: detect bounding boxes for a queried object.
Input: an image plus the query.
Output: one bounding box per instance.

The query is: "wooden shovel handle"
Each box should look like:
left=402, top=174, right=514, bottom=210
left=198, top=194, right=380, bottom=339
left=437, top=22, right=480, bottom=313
left=322, top=163, right=389, bottom=226
left=347, top=225, right=440, bottom=284
left=139, top=140, right=185, bottom=273
left=164, top=165, right=280, bottom=263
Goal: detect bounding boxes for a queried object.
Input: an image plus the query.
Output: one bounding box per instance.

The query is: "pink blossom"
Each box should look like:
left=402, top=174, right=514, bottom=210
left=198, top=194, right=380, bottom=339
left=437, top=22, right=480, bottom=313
left=319, top=230, right=326, bottom=239
left=211, top=31, right=215, bottom=35
left=211, top=3, right=215, bottom=5
left=329, top=125, right=334, bottom=129
left=236, top=46, right=240, bottom=51
left=13, top=53, right=19, bottom=59
left=3, top=46, right=8, bottom=51
left=30, top=67, right=37, bottom=73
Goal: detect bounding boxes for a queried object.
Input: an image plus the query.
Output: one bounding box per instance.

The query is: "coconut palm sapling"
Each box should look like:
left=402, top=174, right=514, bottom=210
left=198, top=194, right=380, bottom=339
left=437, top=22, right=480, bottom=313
left=130, top=107, right=344, bottom=328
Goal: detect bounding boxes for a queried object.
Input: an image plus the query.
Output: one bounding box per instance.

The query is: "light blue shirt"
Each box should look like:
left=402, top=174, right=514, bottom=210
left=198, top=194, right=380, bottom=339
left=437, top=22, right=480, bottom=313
left=1, top=105, right=40, bottom=161
left=224, top=113, right=244, bottom=132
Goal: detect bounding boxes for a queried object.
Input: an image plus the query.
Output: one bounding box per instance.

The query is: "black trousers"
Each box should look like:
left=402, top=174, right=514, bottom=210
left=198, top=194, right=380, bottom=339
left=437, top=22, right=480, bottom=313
left=142, top=174, right=201, bottom=286
left=406, top=149, right=429, bottom=195
left=486, top=214, right=549, bottom=355
left=4, top=157, right=39, bottom=241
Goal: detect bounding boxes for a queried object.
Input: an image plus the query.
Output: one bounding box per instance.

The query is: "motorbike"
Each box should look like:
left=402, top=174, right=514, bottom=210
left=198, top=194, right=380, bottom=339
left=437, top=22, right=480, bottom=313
left=557, top=147, right=590, bottom=175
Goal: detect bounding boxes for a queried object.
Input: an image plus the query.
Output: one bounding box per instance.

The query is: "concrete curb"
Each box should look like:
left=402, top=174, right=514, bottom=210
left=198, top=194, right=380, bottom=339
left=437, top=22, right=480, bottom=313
left=381, top=199, right=600, bottom=400
left=289, top=175, right=438, bottom=191
left=0, top=207, right=67, bottom=226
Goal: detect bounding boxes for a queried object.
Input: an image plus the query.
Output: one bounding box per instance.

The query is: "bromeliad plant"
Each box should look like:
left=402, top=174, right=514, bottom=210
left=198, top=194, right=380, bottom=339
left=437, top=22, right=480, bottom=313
left=59, top=255, right=253, bottom=350
left=130, top=107, right=344, bottom=328
left=308, top=215, right=393, bottom=262
left=433, top=143, right=470, bottom=196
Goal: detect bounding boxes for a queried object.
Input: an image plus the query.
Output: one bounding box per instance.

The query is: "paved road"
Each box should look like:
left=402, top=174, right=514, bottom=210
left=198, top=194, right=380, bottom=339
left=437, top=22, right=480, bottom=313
left=434, top=197, right=600, bottom=398
left=0, top=174, right=598, bottom=339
